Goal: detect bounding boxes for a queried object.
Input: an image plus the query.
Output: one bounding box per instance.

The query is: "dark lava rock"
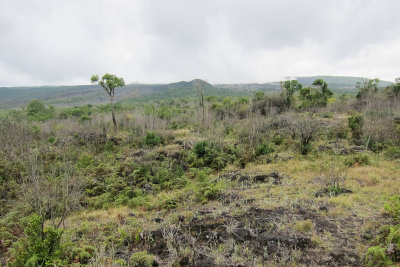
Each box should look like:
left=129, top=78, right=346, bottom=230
left=319, top=249, right=359, bottom=266
left=238, top=175, right=251, bottom=183
left=192, top=258, right=214, bottom=267
left=154, top=218, right=163, bottom=223
left=253, top=174, right=269, bottom=182
left=197, top=210, right=212, bottom=216
left=219, top=171, right=241, bottom=181
left=339, top=148, right=351, bottom=155
left=175, top=140, right=193, bottom=149
left=231, top=228, right=252, bottom=241
left=109, top=137, right=122, bottom=145
left=131, top=150, right=145, bottom=157
left=267, top=171, right=281, bottom=179
left=257, top=232, right=311, bottom=253
left=79, top=133, right=107, bottom=144
left=319, top=206, right=328, bottom=212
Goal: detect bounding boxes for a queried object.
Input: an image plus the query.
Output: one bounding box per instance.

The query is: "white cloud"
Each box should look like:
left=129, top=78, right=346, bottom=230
left=0, top=0, right=399, bottom=86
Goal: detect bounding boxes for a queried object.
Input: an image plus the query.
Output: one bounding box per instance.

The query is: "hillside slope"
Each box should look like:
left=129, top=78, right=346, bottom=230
left=0, top=76, right=393, bottom=108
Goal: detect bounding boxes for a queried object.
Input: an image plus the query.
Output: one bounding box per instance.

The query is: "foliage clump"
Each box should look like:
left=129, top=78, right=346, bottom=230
left=26, top=100, right=55, bottom=121
left=299, top=79, right=333, bottom=108
left=130, top=251, right=155, bottom=267
left=10, top=214, right=65, bottom=266
left=190, top=141, right=235, bottom=171
left=256, top=142, right=274, bottom=156
left=348, top=112, right=363, bottom=141
left=344, top=153, right=370, bottom=167
left=144, top=131, right=163, bottom=147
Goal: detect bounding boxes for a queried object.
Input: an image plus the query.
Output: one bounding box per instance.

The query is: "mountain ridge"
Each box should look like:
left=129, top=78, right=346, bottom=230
left=0, top=76, right=393, bottom=108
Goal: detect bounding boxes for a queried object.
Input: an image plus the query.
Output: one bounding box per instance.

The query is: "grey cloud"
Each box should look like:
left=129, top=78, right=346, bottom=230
left=0, top=0, right=399, bottom=86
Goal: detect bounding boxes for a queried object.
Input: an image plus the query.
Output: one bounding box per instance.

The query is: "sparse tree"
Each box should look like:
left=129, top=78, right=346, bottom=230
left=193, top=79, right=205, bottom=126
left=288, top=115, right=321, bottom=155
left=387, top=78, right=400, bottom=98
left=282, top=80, right=302, bottom=108
left=91, top=74, right=125, bottom=132
left=299, top=79, right=333, bottom=109
left=356, top=78, right=380, bottom=100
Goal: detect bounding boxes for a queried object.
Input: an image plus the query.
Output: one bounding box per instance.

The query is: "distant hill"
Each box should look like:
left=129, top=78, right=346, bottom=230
left=295, top=76, right=393, bottom=94
left=0, top=80, right=246, bottom=108
left=216, top=82, right=281, bottom=92
left=217, top=76, right=393, bottom=95
left=0, top=76, right=394, bottom=108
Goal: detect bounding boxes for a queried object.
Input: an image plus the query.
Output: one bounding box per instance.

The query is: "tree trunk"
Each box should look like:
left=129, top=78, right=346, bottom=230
left=111, top=96, right=117, bottom=133
left=201, top=93, right=205, bottom=126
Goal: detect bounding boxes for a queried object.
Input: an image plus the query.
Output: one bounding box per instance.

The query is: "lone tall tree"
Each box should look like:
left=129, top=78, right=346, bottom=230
left=91, top=74, right=125, bottom=132
left=193, top=79, right=205, bottom=126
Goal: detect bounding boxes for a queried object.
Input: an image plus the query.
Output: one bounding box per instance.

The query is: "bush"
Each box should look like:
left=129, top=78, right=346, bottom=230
left=47, top=136, right=56, bottom=144
left=273, top=134, right=284, bottom=145
left=365, top=246, right=393, bottom=267
left=27, top=100, right=46, bottom=116
left=144, top=131, right=162, bottom=147
left=10, top=214, right=65, bottom=266
left=384, top=195, right=400, bottom=222
left=190, top=141, right=235, bottom=171
left=371, top=143, right=386, bottom=153
left=327, top=123, right=349, bottom=139
left=385, top=146, right=400, bottom=159
left=256, top=142, right=274, bottom=156
left=79, top=115, right=91, bottom=123
left=300, top=143, right=313, bottom=155
left=344, top=153, right=370, bottom=167
left=294, top=220, right=313, bottom=233
left=26, top=100, right=54, bottom=121
left=365, top=224, right=400, bottom=266
left=348, top=112, right=363, bottom=140
left=130, top=251, right=155, bottom=267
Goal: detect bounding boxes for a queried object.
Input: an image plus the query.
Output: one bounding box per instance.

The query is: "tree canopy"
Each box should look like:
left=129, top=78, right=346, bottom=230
left=91, top=74, right=125, bottom=97
left=299, top=79, right=333, bottom=108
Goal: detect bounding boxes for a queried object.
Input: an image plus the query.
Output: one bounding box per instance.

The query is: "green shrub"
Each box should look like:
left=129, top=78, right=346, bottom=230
left=47, top=136, right=56, bottom=143
left=32, top=125, right=41, bottom=136
left=256, top=142, right=274, bottom=156
left=76, top=153, right=95, bottom=169
left=79, top=115, right=91, bottom=123
left=365, top=224, right=400, bottom=266
left=190, top=141, right=235, bottom=171
left=130, top=251, right=155, bottom=267
left=203, top=185, right=220, bottom=200
left=194, top=141, right=208, bottom=158
left=58, top=111, right=68, bottom=119
left=348, top=112, right=363, bottom=140
left=144, top=131, right=162, bottom=147
left=344, top=153, right=370, bottom=167
left=326, top=183, right=342, bottom=197
left=300, top=143, right=313, bottom=155
left=328, top=124, right=349, bottom=139
left=385, top=146, right=400, bottom=159
left=163, top=198, right=177, bottom=210
left=69, top=245, right=95, bottom=264
left=384, top=195, right=400, bottom=222
left=26, top=100, right=54, bottom=121
left=128, top=195, right=151, bottom=209
left=365, top=246, right=393, bottom=267
left=294, top=220, right=313, bottom=233
left=10, top=214, right=65, bottom=266
left=371, top=143, right=386, bottom=153
left=273, top=134, right=284, bottom=145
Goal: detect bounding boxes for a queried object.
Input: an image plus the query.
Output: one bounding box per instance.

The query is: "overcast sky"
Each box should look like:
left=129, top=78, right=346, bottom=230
left=1, top=0, right=399, bottom=86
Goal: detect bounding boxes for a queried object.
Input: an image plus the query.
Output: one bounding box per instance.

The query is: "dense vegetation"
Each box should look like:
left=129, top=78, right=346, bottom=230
left=1, top=78, right=400, bottom=266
